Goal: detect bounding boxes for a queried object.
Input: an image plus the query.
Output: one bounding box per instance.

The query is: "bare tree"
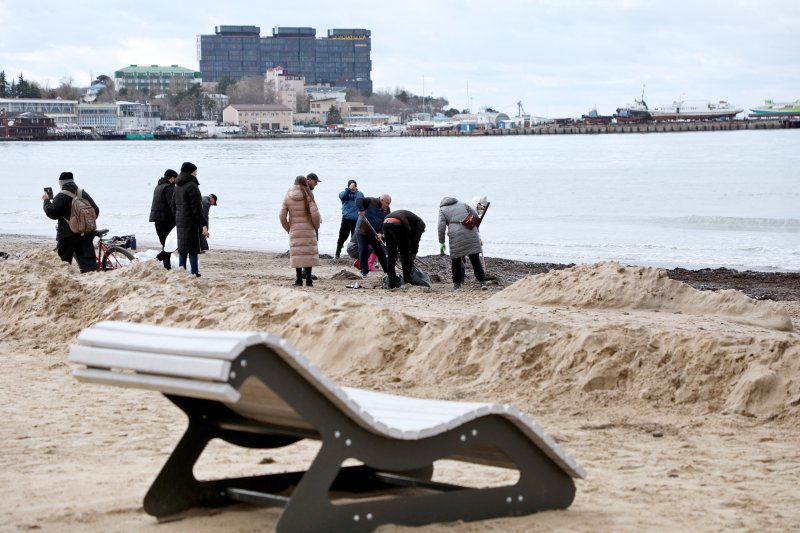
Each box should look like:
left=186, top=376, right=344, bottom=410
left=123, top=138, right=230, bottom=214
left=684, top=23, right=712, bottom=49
left=295, top=91, right=310, bottom=113
left=228, top=76, right=266, bottom=104
left=50, top=77, right=80, bottom=100
left=264, top=79, right=277, bottom=104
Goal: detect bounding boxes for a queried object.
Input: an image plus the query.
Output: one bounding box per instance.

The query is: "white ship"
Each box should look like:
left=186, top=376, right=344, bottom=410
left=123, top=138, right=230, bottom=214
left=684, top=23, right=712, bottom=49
left=648, top=100, right=743, bottom=121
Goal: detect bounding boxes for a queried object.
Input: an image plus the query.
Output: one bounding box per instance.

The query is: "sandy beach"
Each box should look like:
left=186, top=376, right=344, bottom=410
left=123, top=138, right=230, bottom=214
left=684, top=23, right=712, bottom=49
left=1, top=234, right=799, bottom=532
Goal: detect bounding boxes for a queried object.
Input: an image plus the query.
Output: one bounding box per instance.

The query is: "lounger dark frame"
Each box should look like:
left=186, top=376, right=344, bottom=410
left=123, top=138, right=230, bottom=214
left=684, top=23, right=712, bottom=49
left=69, top=321, right=586, bottom=532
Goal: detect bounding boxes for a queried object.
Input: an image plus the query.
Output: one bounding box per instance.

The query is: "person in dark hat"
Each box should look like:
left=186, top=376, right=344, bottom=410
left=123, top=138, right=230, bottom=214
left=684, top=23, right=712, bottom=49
left=336, top=178, right=364, bottom=259
left=172, top=162, right=207, bottom=276
left=200, top=193, right=218, bottom=252
left=306, top=172, right=321, bottom=192
left=41, top=171, right=100, bottom=273
left=149, top=169, right=178, bottom=269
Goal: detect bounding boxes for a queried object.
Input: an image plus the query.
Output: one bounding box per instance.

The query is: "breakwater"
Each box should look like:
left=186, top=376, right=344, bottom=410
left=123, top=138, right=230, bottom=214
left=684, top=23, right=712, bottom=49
left=400, top=118, right=798, bottom=137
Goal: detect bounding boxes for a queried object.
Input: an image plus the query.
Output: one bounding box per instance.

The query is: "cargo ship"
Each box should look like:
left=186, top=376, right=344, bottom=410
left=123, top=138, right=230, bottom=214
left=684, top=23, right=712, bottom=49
left=648, top=100, right=743, bottom=121
left=749, top=99, right=800, bottom=118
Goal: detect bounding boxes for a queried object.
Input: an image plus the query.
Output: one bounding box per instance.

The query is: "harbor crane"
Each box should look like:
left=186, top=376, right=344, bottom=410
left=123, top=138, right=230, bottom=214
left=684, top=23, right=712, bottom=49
left=517, top=101, right=526, bottom=116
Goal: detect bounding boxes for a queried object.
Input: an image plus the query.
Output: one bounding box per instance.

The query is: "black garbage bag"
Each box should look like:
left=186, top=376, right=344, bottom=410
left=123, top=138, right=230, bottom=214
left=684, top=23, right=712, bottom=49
left=383, top=265, right=432, bottom=289
left=410, top=265, right=432, bottom=288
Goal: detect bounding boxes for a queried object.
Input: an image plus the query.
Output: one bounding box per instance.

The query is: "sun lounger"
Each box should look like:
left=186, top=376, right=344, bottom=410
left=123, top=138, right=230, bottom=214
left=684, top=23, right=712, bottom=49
left=68, top=321, right=586, bottom=531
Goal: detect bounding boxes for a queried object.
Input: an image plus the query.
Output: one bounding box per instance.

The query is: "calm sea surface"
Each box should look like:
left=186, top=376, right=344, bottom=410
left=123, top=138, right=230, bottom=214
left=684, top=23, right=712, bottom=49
left=2, top=130, right=798, bottom=271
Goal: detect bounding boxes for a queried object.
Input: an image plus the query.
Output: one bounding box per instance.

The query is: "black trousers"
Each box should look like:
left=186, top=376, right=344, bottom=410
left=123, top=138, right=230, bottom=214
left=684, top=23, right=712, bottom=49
left=336, top=218, right=357, bottom=252
left=56, top=235, right=97, bottom=273
left=383, top=223, right=414, bottom=288
left=154, top=221, right=174, bottom=246
left=356, top=233, right=388, bottom=276
left=154, top=221, right=175, bottom=269
left=452, top=253, right=485, bottom=284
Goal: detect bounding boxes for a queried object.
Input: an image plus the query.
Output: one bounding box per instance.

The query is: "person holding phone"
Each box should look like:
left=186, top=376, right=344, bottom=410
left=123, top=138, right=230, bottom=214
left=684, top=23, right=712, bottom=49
left=42, top=172, right=100, bottom=273
left=335, top=179, right=364, bottom=259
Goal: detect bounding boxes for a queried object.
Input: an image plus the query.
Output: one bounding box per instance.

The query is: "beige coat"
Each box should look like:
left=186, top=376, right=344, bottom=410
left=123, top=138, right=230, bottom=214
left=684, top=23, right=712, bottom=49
left=279, top=185, right=321, bottom=268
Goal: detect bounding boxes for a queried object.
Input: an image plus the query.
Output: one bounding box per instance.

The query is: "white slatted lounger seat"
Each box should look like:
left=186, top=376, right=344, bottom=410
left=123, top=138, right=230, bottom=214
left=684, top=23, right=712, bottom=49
left=69, top=321, right=586, bottom=532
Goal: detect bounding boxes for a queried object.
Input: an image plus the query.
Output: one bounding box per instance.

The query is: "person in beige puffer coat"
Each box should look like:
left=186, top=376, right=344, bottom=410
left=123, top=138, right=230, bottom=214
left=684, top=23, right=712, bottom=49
left=279, top=176, right=322, bottom=286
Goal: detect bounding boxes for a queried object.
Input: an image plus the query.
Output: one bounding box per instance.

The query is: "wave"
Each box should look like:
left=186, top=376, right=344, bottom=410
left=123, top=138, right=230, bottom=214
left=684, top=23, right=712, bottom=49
left=658, top=216, right=800, bottom=232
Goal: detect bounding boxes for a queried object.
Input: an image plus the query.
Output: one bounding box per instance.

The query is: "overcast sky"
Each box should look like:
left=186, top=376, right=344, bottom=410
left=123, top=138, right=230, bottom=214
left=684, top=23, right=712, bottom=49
left=0, top=0, right=797, bottom=117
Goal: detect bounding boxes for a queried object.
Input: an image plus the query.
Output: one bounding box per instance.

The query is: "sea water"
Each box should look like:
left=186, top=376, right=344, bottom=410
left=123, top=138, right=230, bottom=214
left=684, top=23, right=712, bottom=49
left=1, top=129, right=798, bottom=271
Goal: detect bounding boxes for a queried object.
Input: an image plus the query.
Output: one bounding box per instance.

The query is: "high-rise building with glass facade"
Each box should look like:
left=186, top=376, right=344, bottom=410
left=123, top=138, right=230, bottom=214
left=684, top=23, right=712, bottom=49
left=198, top=26, right=372, bottom=93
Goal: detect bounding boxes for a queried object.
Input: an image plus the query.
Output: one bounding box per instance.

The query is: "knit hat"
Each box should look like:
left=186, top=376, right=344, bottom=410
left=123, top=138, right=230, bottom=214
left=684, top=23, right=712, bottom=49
left=58, top=172, right=74, bottom=186
left=209, top=193, right=218, bottom=205
left=181, top=162, right=197, bottom=173
left=164, top=169, right=178, bottom=179
left=306, top=172, right=321, bottom=182
left=347, top=179, right=357, bottom=187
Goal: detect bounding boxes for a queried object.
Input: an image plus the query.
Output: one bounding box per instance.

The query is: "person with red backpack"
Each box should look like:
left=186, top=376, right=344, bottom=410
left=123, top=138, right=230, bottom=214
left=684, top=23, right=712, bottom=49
left=42, top=171, right=100, bottom=273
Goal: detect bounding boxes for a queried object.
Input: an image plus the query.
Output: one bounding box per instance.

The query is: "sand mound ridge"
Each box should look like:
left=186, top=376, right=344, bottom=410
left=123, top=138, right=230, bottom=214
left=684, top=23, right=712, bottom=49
left=492, top=261, right=793, bottom=331
left=1, top=250, right=798, bottom=420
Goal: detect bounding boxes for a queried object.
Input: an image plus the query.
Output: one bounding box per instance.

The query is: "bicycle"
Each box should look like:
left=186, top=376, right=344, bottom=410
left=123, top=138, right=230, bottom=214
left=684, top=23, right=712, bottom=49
left=94, top=229, right=136, bottom=270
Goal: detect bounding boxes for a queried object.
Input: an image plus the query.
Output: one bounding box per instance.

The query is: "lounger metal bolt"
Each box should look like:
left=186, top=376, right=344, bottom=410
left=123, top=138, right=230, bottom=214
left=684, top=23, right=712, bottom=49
left=506, top=496, right=512, bottom=503
left=366, top=513, right=373, bottom=520
left=334, top=430, right=341, bottom=438
left=460, top=434, right=466, bottom=441
left=518, top=495, right=524, bottom=502
left=353, top=514, right=360, bottom=522
left=240, top=359, right=247, bottom=367
left=472, top=429, right=478, bottom=436
left=229, top=371, right=237, bottom=379
left=345, top=438, right=352, bottom=446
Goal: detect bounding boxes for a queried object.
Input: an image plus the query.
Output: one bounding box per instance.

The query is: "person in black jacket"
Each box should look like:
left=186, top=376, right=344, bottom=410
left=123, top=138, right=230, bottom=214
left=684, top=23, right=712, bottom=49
left=382, top=209, right=426, bottom=288
left=41, top=171, right=100, bottom=273
left=172, top=162, right=208, bottom=277
left=149, top=169, right=177, bottom=269
left=199, top=193, right=217, bottom=253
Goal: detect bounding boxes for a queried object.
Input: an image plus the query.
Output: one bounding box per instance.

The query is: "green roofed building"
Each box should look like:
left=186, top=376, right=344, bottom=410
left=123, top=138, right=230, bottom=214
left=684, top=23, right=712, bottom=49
left=114, top=65, right=202, bottom=93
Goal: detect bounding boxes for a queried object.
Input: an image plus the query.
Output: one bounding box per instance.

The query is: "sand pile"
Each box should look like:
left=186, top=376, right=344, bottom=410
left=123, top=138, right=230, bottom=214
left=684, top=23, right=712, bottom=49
left=1, top=251, right=798, bottom=420
left=492, top=261, right=793, bottom=331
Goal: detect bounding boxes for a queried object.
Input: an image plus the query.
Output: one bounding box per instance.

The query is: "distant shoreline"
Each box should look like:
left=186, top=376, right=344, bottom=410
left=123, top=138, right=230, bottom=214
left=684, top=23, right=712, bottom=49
left=1, top=117, right=797, bottom=142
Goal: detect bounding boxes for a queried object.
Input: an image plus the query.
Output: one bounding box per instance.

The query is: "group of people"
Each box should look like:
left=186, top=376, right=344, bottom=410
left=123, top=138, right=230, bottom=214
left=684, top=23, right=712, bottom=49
left=42, top=165, right=487, bottom=291
left=148, top=162, right=217, bottom=276
left=42, top=162, right=218, bottom=277
left=279, top=174, right=488, bottom=291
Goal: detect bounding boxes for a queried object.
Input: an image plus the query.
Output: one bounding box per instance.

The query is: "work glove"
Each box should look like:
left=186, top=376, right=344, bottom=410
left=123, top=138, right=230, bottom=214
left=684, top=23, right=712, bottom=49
left=439, top=242, right=446, bottom=255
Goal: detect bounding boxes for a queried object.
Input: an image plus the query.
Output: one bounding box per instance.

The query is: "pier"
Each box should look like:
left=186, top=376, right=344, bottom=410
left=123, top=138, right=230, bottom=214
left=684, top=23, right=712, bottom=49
left=400, top=118, right=797, bottom=137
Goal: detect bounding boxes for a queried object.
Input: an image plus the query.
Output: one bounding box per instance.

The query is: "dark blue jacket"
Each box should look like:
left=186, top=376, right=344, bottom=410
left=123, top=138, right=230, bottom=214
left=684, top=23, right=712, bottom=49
left=339, top=188, right=364, bottom=220
left=356, top=196, right=389, bottom=236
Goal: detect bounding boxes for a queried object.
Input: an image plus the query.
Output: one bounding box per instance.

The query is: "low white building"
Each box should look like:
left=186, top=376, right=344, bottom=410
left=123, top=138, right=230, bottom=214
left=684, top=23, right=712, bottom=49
left=222, top=104, right=293, bottom=132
